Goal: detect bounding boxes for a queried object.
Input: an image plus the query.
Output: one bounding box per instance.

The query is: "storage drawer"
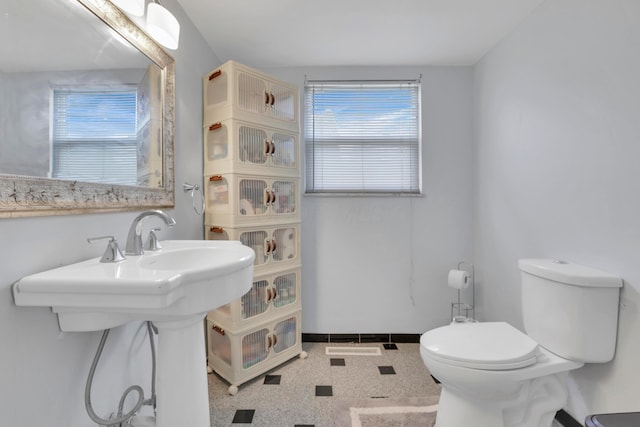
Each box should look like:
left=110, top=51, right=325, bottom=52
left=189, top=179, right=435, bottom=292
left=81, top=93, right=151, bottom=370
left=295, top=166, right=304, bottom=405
left=205, top=223, right=300, bottom=270
left=203, top=60, right=298, bottom=132
left=205, top=174, right=300, bottom=226
left=207, top=310, right=303, bottom=394
left=204, top=118, right=298, bottom=178
left=211, top=266, right=301, bottom=329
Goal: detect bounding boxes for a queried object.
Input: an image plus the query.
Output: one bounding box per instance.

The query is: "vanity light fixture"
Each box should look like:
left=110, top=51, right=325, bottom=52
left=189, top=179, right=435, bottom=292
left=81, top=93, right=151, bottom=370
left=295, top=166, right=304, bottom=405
left=146, top=0, right=180, bottom=50
left=108, top=0, right=180, bottom=50
left=109, top=0, right=145, bottom=16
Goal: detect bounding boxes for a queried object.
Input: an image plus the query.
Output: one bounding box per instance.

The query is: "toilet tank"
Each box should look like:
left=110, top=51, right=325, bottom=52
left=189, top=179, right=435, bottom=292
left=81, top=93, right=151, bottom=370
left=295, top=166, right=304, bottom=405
left=519, top=259, right=622, bottom=363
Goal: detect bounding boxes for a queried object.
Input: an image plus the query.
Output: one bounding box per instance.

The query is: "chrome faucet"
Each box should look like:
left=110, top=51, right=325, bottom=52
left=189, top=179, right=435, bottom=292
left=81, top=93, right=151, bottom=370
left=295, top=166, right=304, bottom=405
left=125, top=210, right=176, bottom=255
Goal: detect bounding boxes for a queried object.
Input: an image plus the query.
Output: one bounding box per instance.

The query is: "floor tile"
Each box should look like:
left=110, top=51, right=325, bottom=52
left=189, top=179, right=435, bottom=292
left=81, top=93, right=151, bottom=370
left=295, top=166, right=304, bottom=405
left=231, top=409, right=255, bottom=424
left=263, top=375, right=281, bottom=385
left=330, top=358, right=346, bottom=366
left=379, top=365, right=396, bottom=375
left=315, top=385, right=333, bottom=396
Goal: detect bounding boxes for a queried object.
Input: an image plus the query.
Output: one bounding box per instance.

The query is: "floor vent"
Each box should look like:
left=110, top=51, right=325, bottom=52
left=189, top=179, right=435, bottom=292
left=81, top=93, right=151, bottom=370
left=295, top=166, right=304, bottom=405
left=325, top=346, right=382, bottom=356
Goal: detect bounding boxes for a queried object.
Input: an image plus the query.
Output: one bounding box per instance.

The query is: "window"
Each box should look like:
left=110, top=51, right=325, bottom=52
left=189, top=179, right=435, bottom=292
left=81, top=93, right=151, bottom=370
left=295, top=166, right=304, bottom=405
left=304, top=80, right=421, bottom=194
left=51, top=87, right=138, bottom=185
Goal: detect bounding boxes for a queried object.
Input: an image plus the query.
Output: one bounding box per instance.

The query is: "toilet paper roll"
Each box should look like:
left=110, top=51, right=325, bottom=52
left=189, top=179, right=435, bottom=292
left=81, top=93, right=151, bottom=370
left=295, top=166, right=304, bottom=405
left=448, top=269, right=470, bottom=290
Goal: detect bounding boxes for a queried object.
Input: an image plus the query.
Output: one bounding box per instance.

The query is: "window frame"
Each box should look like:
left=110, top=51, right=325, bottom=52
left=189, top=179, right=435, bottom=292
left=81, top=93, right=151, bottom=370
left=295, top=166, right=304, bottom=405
left=303, top=79, right=422, bottom=196
left=50, top=85, right=139, bottom=186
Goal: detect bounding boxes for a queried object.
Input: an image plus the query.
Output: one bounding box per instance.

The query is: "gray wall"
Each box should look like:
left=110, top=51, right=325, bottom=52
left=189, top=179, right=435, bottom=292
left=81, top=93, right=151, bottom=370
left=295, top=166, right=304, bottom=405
left=0, top=69, right=145, bottom=177
left=473, top=0, right=640, bottom=420
left=267, top=66, right=475, bottom=334
left=0, top=0, right=220, bottom=424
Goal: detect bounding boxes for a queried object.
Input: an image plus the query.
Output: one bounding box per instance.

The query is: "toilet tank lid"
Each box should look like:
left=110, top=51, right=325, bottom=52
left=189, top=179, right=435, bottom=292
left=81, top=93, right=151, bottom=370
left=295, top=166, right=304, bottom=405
left=518, top=259, right=622, bottom=288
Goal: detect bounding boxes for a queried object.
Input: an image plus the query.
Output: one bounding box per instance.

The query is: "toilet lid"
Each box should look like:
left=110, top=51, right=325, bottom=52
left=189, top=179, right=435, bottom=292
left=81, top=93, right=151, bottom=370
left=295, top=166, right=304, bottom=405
left=421, top=322, right=539, bottom=370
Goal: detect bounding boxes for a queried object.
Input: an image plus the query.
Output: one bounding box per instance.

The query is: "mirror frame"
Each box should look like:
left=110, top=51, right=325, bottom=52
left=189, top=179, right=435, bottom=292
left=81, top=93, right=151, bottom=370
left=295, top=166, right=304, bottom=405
left=0, top=0, right=175, bottom=218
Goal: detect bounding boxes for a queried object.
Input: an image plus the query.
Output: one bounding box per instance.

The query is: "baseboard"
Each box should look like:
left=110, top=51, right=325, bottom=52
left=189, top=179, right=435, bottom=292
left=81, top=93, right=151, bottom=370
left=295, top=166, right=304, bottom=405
left=302, top=333, right=421, bottom=343
left=555, top=409, right=582, bottom=427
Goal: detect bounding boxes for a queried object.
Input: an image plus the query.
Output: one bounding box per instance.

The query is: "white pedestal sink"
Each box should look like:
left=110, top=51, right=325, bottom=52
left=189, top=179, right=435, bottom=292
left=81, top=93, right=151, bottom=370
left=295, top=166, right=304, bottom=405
left=13, top=240, right=255, bottom=427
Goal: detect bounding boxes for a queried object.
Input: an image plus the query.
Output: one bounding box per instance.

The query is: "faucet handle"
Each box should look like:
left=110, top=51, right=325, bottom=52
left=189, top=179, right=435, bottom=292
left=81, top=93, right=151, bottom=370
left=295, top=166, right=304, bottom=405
left=87, top=236, right=126, bottom=263
left=144, top=228, right=163, bottom=251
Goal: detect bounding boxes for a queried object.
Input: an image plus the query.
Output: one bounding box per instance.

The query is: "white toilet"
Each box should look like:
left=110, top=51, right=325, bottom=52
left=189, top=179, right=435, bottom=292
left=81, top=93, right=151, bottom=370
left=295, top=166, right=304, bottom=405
left=420, top=259, right=623, bottom=427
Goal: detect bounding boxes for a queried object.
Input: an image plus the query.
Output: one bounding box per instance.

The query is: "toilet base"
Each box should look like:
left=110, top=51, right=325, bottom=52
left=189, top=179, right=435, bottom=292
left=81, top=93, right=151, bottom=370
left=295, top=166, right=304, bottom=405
left=435, top=372, right=569, bottom=427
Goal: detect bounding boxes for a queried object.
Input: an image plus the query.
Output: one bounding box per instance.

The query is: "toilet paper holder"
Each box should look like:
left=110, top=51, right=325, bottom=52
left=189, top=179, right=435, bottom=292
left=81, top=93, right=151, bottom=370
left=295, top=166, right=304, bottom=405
left=451, top=261, right=475, bottom=322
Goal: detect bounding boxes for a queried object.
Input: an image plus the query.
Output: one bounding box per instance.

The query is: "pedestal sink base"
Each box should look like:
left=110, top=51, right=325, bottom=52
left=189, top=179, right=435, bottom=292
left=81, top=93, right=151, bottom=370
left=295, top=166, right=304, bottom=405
left=154, top=315, right=210, bottom=427
left=126, top=315, right=211, bottom=427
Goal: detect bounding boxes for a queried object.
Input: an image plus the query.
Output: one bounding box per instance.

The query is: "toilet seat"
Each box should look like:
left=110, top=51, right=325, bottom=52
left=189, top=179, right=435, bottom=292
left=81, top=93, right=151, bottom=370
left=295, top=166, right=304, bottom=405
left=420, top=322, right=540, bottom=370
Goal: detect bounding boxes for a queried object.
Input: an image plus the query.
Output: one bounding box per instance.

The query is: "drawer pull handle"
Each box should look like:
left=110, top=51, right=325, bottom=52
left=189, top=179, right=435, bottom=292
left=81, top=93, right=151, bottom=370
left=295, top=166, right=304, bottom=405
left=211, top=325, right=225, bottom=335
left=209, top=226, right=224, bottom=233
left=208, top=122, right=222, bottom=131
left=208, top=69, right=222, bottom=80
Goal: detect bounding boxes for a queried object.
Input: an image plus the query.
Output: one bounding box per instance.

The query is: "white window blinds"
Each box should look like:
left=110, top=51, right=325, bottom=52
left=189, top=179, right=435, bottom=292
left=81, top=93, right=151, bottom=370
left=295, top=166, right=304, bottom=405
left=51, top=88, right=137, bottom=185
left=304, top=80, right=421, bottom=194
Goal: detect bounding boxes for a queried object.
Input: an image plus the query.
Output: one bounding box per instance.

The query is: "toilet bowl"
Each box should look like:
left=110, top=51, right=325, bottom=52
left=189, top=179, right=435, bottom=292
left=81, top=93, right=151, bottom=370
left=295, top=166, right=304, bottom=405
left=421, top=322, right=583, bottom=427
left=420, top=259, right=623, bottom=427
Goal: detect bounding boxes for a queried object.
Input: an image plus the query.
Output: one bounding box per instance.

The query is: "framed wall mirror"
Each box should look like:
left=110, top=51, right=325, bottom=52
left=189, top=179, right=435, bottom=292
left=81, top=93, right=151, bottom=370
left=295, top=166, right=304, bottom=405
left=0, top=0, right=175, bottom=217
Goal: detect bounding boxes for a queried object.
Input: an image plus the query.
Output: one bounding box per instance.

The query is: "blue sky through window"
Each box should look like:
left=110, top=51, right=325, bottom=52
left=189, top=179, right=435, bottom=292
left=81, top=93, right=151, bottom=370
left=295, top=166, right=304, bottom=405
left=305, top=84, right=418, bottom=140
left=53, top=90, right=137, bottom=140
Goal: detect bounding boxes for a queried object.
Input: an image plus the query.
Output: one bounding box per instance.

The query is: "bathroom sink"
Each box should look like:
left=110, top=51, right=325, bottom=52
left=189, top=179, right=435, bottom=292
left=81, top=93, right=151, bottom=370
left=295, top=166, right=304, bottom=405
left=12, top=240, right=255, bottom=331
left=14, top=237, right=255, bottom=427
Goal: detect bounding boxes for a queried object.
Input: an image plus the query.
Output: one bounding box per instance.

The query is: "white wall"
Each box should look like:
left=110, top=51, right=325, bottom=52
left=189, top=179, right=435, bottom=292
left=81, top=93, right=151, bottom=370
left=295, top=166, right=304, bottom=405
left=266, top=66, right=474, bottom=334
left=473, top=0, right=640, bottom=421
left=17, top=0, right=640, bottom=423
left=0, top=0, right=219, bottom=424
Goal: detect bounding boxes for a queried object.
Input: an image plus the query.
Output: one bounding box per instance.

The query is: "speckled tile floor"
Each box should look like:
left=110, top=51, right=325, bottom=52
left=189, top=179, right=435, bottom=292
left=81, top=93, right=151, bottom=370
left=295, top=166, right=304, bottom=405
left=207, top=341, right=566, bottom=426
